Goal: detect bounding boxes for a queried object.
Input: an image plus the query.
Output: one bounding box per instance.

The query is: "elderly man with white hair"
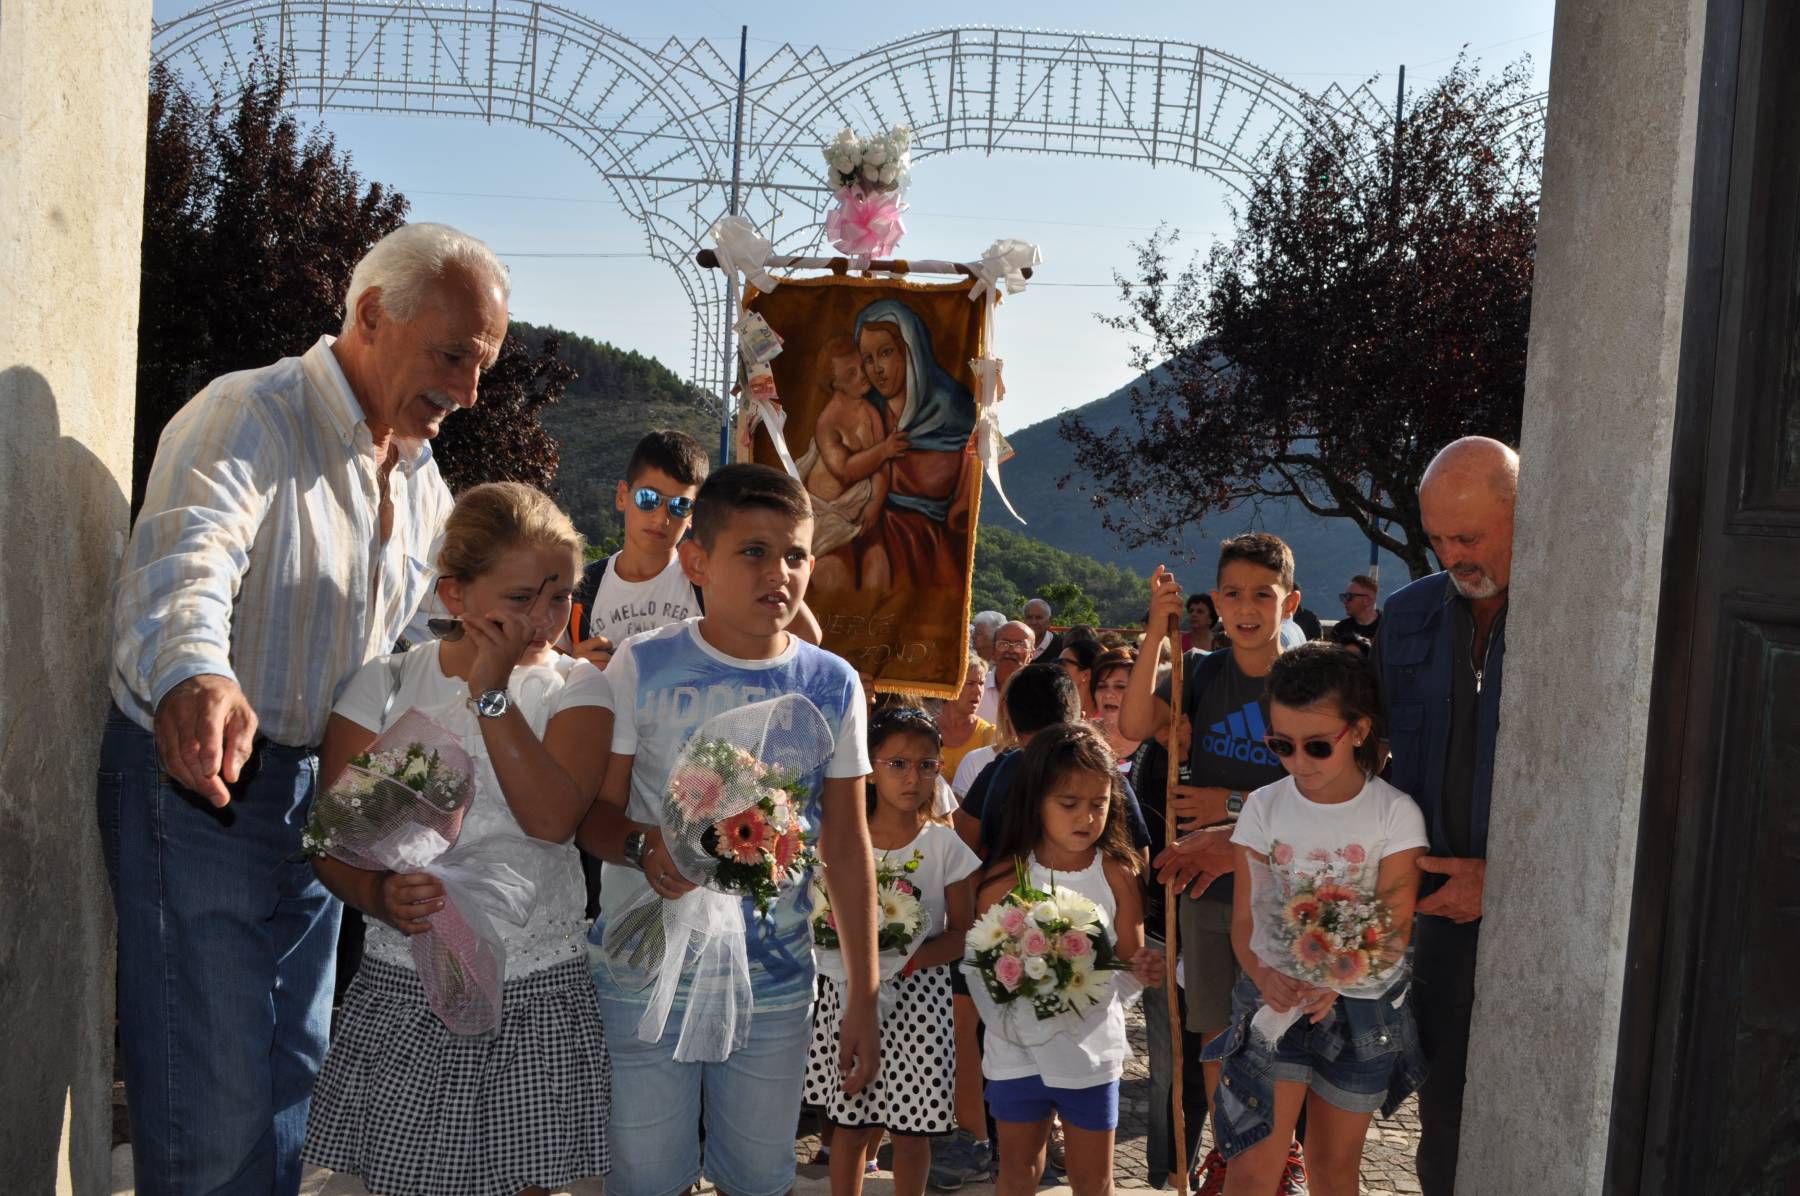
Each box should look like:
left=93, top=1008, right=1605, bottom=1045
left=97, top=223, right=510, bottom=1194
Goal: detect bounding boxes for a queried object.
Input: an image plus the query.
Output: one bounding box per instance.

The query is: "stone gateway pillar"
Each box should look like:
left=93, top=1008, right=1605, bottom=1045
left=1466, top=0, right=1800, bottom=1192
left=0, top=0, right=152, bottom=1189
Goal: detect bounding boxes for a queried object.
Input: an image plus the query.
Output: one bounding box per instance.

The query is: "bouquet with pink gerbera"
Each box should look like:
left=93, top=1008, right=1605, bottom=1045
left=600, top=695, right=834, bottom=1062
left=1246, top=850, right=1407, bottom=1044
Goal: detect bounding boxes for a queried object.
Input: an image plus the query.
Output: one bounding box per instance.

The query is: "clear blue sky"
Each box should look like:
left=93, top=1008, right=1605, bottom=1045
left=153, top=0, right=1554, bottom=434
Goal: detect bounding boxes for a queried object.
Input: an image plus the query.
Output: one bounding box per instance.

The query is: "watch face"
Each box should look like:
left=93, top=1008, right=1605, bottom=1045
left=476, top=689, right=509, bottom=717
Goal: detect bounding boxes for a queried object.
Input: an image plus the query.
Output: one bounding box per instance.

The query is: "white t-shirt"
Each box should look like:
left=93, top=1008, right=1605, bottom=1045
left=978, top=852, right=1137, bottom=1089
left=952, top=745, right=998, bottom=798
left=876, top=822, right=982, bottom=941
left=560, top=618, right=870, bottom=1011
left=586, top=552, right=700, bottom=645
left=1231, top=774, right=1429, bottom=894
left=332, top=641, right=590, bottom=976
left=974, top=669, right=1001, bottom=725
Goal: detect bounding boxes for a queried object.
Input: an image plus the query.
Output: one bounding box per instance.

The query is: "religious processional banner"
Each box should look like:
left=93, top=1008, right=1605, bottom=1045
left=743, top=275, right=985, bottom=697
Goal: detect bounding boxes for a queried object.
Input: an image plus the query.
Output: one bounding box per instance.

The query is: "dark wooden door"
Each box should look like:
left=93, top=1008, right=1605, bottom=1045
left=1606, top=2, right=1800, bottom=1192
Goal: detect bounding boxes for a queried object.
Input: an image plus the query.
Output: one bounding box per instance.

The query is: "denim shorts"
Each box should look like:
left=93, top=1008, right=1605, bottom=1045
left=1207, top=971, right=1409, bottom=1115
left=596, top=993, right=813, bottom=1196
left=985, top=1074, right=1120, bottom=1132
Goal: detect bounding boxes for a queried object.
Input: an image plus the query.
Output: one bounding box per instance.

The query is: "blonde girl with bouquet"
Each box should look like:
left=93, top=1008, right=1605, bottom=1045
left=1200, top=643, right=1429, bottom=1196
left=805, top=706, right=982, bottom=1196
left=973, top=721, right=1165, bottom=1196
left=302, top=483, right=612, bottom=1196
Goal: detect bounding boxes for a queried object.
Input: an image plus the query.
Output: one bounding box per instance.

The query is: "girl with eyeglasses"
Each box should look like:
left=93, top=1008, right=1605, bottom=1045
left=804, top=707, right=981, bottom=1196
left=1198, top=643, right=1429, bottom=1196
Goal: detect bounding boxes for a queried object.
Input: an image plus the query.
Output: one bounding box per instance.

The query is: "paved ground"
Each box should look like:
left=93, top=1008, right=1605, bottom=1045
left=113, top=1005, right=1423, bottom=1195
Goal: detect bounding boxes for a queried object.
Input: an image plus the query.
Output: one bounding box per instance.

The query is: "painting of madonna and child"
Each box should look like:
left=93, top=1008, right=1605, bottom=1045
left=741, top=277, right=985, bottom=697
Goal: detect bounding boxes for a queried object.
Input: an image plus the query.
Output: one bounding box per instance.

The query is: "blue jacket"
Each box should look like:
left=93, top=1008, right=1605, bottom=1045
left=1374, top=572, right=1506, bottom=861
left=1201, top=972, right=1427, bottom=1158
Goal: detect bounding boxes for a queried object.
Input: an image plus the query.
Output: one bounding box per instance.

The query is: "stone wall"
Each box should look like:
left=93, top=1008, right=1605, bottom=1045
left=0, top=0, right=151, bottom=1189
left=1458, top=0, right=1708, bottom=1191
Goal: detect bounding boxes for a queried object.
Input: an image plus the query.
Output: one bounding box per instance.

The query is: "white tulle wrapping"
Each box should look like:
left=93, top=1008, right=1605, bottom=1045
left=599, top=695, right=836, bottom=1061
left=962, top=960, right=1141, bottom=1071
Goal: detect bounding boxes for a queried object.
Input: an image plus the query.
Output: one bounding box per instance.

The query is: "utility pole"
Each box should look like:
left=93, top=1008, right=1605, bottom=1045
left=721, top=24, right=748, bottom=464
left=1370, top=64, right=1406, bottom=584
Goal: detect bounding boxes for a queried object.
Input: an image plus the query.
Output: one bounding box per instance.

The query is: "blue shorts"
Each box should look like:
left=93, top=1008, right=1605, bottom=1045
left=1203, top=971, right=1410, bottom=1115
left=985, top=1074, right=1120, bottom=1132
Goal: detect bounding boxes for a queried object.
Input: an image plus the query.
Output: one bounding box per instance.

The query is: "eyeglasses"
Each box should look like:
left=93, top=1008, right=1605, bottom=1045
left=633, top=487, right=695, bottom=519
left=994, top=637, right=1032, bottom=654
left=1263, top=724, right=1353, bottom=760
left=876, top=757, right=942, bottom=777
left=1339, top=591, right=1372, bottom=603
left=1058, top=656, right=1083, bottom=668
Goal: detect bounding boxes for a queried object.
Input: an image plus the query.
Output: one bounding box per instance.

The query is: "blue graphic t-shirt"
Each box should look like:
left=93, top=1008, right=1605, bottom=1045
left=573, top=619, right=869, bottom=1011
left=1157, top=649, right=1287, bottom=904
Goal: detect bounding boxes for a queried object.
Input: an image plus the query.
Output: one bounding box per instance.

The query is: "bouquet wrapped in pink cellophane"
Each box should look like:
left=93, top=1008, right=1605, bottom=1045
left=302, top=709, right=530, bottom=1035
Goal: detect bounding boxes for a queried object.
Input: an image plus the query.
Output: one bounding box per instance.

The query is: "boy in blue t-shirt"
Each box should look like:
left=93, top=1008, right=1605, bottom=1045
left=571, top=463, right=878, bottom=1196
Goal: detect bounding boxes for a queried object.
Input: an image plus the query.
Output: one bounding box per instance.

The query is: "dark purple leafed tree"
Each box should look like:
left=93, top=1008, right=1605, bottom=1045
left=137, top=52, right=571, bottom=507
left=1059, top=59, right=1541, bottom=580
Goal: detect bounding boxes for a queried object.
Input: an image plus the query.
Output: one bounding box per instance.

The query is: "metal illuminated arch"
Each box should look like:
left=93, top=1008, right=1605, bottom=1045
left=151, top=2, right=1545, bottom=419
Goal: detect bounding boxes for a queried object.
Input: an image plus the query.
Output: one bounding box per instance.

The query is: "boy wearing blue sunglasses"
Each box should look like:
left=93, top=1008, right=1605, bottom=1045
left=568, top=430, right=710, bottom=668
left=571, top=430, right=819, bottom=669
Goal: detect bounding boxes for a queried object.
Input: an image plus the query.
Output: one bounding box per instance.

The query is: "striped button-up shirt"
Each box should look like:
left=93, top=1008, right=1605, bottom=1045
left=111, top=336, right=454, bottom=747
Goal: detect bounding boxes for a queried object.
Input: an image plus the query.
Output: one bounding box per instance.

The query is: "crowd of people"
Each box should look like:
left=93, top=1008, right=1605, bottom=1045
left=101, top=222, right=1515, bottom=1196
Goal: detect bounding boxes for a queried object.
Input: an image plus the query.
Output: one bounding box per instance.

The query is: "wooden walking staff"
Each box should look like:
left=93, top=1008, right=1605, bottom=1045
left=1163, top=611, right=1190, bottom=1196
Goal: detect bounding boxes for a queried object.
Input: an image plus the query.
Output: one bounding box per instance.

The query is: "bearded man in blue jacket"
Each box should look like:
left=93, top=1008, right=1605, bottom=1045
left=1372, top=435, right=1519, bottom=1196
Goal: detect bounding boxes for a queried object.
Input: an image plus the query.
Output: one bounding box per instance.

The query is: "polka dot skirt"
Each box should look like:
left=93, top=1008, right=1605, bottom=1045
left=805, top=964, right=957, bottom=1135
left=303, top=955, right=611, bottom=1196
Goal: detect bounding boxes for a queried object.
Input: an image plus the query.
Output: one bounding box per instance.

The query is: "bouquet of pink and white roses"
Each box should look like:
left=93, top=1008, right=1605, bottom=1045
left=964, top=859, right=1129, bottom=1019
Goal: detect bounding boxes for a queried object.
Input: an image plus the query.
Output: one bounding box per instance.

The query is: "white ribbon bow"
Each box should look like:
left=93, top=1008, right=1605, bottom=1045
left=710, top=215, right=781, bottom=293
left=967, top=238, right=1042, bottom=305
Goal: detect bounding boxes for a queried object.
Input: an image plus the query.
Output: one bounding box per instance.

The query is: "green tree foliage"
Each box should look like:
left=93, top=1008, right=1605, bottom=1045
left=1060, top=59, right=1540, bottom=580
left=971, top=527, right=1150, bottom=627
left=1038, top=582, right=1102, bottom=628
left=527, top=320, right=718, bottom=544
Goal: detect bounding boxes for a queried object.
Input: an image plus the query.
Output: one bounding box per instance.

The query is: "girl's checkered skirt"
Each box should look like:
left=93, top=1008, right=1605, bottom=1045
left=303, top=954, right=610, bottom=1196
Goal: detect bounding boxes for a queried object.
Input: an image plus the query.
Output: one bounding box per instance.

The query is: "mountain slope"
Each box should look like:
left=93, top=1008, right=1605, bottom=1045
left=978, top=373, right=1413, bottom=603
left=520, top=320, right=720, bottom=546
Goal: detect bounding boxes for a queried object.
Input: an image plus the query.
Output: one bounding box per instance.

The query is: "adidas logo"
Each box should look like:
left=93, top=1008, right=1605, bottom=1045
left=1202, top=701, right=1280, bottom=767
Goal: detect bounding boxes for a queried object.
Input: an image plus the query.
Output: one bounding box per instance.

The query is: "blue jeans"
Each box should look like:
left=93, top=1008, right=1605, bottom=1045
left=597, top=994, right=813, bottom=1196
left=97, top=706, right=341, bottom=1195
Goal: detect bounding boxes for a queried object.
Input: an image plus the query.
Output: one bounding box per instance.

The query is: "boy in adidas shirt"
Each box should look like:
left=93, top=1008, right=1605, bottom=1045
left=1118, top=532, right=1304, bottom=1192
left=571, top=429, right=819, bottom=669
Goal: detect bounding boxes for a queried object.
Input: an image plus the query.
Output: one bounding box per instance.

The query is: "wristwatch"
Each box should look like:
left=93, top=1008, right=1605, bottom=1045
left=470, top=688, right=511, bottom=719
left=1226, top=790, right=1246, bottom=818
left=622, top=830, right=647, bottom=869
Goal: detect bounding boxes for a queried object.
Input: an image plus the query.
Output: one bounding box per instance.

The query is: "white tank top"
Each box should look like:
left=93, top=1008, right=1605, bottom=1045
left=980, top=851, right=1136, bottom=1089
